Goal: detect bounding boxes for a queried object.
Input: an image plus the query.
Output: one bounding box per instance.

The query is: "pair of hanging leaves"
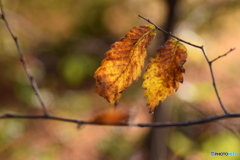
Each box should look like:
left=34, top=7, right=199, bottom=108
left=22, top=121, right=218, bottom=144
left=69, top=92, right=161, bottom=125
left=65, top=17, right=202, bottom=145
left=94, top=24, right=187, bottom=113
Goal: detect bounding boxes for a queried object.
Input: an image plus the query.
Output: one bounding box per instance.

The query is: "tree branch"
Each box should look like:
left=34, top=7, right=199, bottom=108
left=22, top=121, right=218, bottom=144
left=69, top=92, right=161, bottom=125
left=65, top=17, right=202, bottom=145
left=138, top=14, right=235, bottom=115
left=0, top=0, right=48, bottom=116
left=200, top=46, right=230, bottom=114
left=0, top=112, right=240, bottom=128
left=211, top=48, right=236, bottom=63
left=0, top=1, right=238, bottom=128
left=138, top=14, right=202, bottom=49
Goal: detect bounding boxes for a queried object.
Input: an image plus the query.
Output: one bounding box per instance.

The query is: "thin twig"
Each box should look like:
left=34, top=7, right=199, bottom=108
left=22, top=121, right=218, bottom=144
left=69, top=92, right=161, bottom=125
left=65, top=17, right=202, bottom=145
left=138, top=14, right=202, bottom=49
left=211, top=48, right=236, bottom=63
left=0, top=0, right=48, bottom=115
left=139, top=15, right=232, bottom=115
left=0, top=112, right=240, bottom=127
left=200, top=46, right=230, bottom=114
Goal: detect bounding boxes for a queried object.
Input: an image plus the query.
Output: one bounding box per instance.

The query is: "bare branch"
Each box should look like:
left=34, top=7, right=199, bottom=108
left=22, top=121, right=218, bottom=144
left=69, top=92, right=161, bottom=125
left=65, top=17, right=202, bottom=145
left=138, top=14, right=202, bottom=49
left=1, top=112, right=240, bottom=128
left=0, top=0, right=48, bottom=115
left=211, top=48, right=236, bottom=63
left=139, top=15, right=232, bottom=115
left=200, top=46, right=230, bottom=114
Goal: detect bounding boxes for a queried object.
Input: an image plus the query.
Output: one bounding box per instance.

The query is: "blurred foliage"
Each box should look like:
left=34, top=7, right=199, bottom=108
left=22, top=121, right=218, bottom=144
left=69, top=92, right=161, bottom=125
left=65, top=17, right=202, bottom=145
left=98, top=133, right=134, bottom=160
left=168, top=131, right=196, bottom=157
left=0, top=0, right=240, bottom=160
left=202, top=130, right=240, bottom=160
left=167, top=129, right=240, bottom=159
left=59, top=54, right=97, bottom=86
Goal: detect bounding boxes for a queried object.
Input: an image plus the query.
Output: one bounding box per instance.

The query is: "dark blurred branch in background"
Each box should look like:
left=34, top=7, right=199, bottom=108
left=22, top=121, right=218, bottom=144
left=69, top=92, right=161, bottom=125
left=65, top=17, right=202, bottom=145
left=147, top=0, right=178, bottom=159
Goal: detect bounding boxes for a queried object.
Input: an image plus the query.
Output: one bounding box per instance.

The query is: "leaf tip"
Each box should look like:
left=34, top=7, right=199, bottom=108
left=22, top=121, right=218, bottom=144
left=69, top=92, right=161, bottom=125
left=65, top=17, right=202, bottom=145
left=149, top=109, right=154, bottom=114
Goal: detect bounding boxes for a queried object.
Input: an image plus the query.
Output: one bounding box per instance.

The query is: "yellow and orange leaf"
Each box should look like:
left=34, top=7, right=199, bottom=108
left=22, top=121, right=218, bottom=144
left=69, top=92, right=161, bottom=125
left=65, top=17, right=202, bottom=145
left=90, top=108, right=129, bottom=124
left=94, top=25, right=156, bottom=104
left=142, top=39, right=188, bottom=113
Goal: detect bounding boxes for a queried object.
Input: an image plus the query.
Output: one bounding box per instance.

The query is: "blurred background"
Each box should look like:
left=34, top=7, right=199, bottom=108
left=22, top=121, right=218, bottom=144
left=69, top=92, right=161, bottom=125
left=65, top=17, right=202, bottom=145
left=0, top=0, right=240, bottom=160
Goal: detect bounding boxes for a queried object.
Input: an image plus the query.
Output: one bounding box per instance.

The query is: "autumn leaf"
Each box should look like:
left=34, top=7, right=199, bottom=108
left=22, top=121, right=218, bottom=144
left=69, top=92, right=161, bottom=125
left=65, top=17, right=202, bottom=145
left=94, top=25, right=156, bottom=104
left=90, top=108, right=129, bottom=124
left=142, top=39, right=188, bottom=113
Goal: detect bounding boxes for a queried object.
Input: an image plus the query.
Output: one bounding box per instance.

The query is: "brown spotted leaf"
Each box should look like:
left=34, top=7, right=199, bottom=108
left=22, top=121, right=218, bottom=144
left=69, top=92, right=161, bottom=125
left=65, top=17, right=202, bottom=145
left=142, top=39, right=188, bottom=113
left=94, top=25, right=156, bottom=104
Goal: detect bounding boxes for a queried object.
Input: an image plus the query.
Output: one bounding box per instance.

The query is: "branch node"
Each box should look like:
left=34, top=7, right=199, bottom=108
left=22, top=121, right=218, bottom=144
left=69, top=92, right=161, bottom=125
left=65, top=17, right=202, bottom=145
left=13, top=36, right=18, bottom=41
left=5, top=113, right=13, bottom=117
left=44, top=113, right=51, bottom=117
left=19, top=57, right=24, bottom=62
left=77, top=123, right=82, bottom=129
left=29, top=75, right=34, bottom=81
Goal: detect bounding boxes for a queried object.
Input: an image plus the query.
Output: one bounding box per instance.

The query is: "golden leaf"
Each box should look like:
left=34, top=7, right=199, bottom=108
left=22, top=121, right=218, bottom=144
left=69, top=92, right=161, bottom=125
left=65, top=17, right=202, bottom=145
left=94, top=25, right=156, bottom=104
left=142, top=39, right=188, bottom=113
